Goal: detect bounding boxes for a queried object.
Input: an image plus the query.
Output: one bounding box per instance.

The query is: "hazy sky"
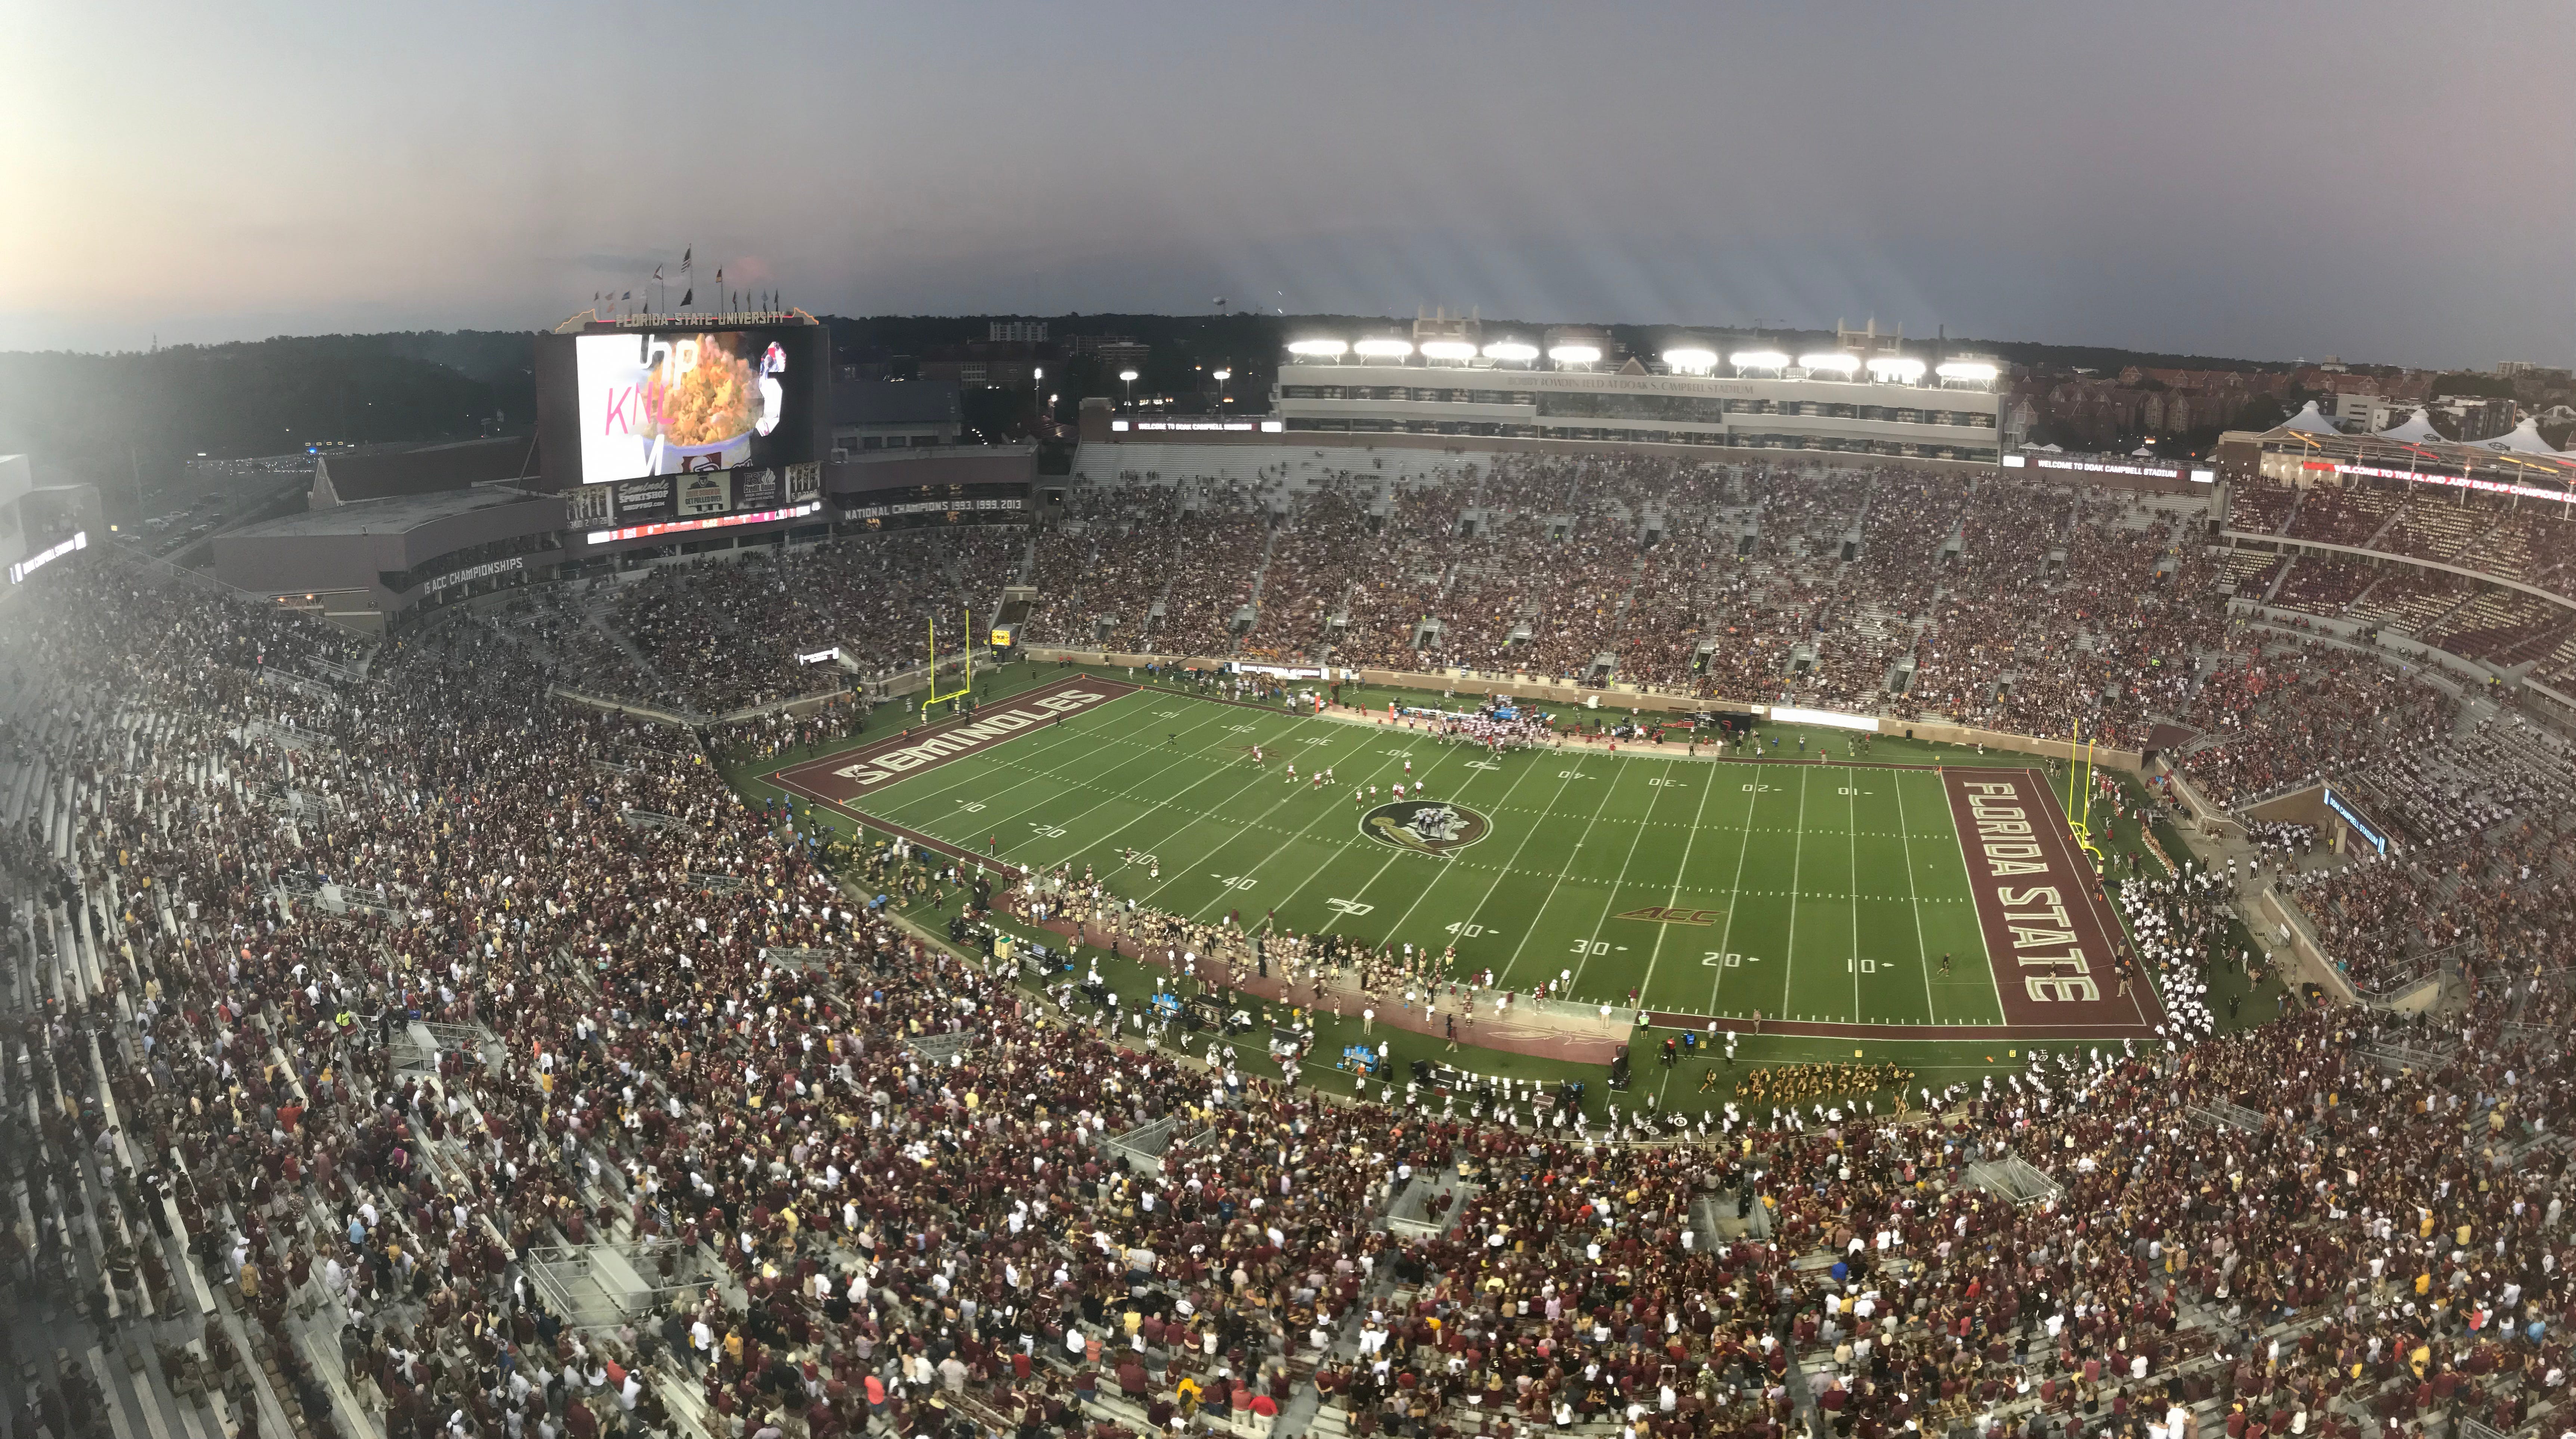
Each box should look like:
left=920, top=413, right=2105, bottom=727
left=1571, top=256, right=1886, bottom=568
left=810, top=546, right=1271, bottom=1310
left=5, top=1, right=2570, bottom=367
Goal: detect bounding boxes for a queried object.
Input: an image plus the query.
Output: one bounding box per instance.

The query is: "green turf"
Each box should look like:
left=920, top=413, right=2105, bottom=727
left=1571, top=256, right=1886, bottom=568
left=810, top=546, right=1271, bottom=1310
left=716, top=661, right=2293, bottom=1117
left=788, top=679, right=2027, bottom=1026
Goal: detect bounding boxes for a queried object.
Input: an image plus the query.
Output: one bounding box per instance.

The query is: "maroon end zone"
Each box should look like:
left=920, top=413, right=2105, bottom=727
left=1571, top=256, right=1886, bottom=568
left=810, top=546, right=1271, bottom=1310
left=769, top=674, right=1136, bottom=814
left=1942, top=767, right=2162, bottom=1039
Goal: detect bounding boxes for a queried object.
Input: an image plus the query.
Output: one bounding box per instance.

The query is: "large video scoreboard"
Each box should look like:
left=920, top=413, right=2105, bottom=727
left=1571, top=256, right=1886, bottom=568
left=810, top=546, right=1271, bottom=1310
left=537, top=316, right=831, bottom=541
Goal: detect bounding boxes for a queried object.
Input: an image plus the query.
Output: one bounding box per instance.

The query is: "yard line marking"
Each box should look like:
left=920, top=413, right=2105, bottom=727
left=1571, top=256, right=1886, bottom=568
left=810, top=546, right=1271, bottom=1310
left=1264, top=735, right=1544, bottom=932
left=1362, top=745, right=1538, bottom=948
left=1007, top=708, right=1325, bottom=871
left=1940, top=770, right=2012, bottom=1021
left=1637, top=761, right=1718, bottom=1008
left=1702, top=777, right=1763, bottom=1016
left=1569, top=759, right=1683, bottom=997
left=875, top=691, right=1234, bottom=832
left=1064, top=709, right=1368, bottom=882
left=945, top=714, right=1256, bottom=841
left=1440, top=761, right=1591, bottom=975
left=1777, top=765, right=1809, bottom=1024
left=1893, top=767, right=1939, bottom=1023
left=1167, top=725, right=1441, bottom=920
left=1494, top=760, right=1633, bottom=988
left=1848, top=766, right=1862, bottom=1022
left=899, top=715, right=1255, bottom=861
left=1299, top=751, right=1492, bottom=936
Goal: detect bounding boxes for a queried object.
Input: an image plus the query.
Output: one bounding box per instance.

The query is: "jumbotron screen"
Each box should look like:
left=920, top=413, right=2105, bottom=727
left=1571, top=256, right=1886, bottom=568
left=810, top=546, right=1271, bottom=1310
left=572, top=327, right=812, bottom=484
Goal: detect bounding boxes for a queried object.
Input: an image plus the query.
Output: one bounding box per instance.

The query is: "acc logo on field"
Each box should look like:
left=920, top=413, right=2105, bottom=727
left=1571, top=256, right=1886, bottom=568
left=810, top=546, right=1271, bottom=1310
left=1361, top=800, right=1491, bottom=856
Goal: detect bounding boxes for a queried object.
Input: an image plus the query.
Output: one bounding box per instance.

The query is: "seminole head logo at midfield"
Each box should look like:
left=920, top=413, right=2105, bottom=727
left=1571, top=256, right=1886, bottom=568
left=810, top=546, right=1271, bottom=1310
left=1362, top=799, right=1491, bottom=857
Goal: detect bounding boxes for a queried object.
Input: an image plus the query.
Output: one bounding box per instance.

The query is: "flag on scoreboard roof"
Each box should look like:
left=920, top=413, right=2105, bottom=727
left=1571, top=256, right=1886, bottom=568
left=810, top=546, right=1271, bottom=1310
left=680, top=288, right=692, bottom=307
left=652, top=265, right=662, bottom=282
left=681, top=248, right=691, bottom=273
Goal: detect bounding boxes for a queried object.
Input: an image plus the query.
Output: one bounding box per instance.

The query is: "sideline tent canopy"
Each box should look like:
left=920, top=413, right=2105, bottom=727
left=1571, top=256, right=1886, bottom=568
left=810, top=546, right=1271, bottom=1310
left=2375, top=409, right=2445, bottom=444
left=2474, top=418, right=2558, bottom=455
left=2280, top=401, right=2344, bottom=436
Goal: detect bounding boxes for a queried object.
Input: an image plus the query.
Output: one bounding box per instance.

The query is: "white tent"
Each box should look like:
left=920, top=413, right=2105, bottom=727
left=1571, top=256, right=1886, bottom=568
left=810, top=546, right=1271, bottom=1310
left=2474, top=418, right=2557, bottom=455
left=2375, top=408, right=2444, bottom=444
left=2279, top=401, right=2344, bottom=436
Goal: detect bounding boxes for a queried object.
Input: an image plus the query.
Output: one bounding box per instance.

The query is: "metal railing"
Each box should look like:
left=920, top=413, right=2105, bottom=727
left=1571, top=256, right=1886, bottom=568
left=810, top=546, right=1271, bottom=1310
left=1965, top=1156, right=2063, bottom=1206
left=2187, top=1100, right=2267, bottom=1132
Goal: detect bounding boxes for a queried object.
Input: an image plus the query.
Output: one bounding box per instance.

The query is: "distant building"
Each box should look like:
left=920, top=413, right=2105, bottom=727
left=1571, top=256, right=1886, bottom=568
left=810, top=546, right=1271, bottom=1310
left=987, top=320, right=1048, bottom=343
left=1067, top=334, right=1150, bottom=371
left=2330, top=392, right=2418, bottom=433
left=830, top=380, right=963, bottom=457
left=2429, top=394, right=2515, bottom=442
left=918, top=339, right=1057, bottom=389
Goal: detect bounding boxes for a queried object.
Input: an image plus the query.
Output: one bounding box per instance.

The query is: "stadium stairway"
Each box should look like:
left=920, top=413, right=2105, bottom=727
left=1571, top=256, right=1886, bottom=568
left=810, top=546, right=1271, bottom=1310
left=1247, top=517, right=1284, bottom=607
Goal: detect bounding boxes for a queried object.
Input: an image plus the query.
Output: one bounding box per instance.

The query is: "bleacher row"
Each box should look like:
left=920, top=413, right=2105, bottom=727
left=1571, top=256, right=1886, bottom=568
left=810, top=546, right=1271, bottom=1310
left=2224, top=477, right=2576, bottom=685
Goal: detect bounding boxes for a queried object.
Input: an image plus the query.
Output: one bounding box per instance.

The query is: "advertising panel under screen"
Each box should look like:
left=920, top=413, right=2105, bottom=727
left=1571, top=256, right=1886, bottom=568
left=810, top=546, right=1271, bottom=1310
left=574, top=328, right=810, bottom=484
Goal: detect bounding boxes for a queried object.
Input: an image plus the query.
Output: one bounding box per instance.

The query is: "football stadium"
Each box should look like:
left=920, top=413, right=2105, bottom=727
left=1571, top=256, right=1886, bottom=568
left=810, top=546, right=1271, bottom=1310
left=10, top=13, right=2576, bottom=1439
left=6, top=307, right=2575, bottom=1439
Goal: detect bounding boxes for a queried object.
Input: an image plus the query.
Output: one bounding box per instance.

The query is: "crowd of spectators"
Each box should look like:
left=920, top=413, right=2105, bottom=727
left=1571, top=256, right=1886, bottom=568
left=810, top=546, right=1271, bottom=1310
left=486, top=532, right=1031, bottom=718
left=372, top=455, right=2576, bottom=1058
left=2224, top=476, right=2576, bottom=621
left=18, top=551, right=2576, bottom=1439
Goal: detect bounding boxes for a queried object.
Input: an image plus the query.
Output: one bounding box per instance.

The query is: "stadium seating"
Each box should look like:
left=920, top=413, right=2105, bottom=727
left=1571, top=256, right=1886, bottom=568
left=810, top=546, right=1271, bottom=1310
left=15, top=543, right=2576, bottom=1439
left=10, top=460, right=2576, bottom=1439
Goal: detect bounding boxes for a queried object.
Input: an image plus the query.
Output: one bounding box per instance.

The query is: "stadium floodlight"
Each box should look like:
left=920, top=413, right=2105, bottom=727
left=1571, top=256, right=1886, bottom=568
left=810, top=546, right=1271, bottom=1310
left=1866, top=355, right=1927, bottom=383
left=1547, top=344, right=1602, bottom=366
left=1729, top=349, right=1791, bottom=371
left=1353, top=338, right=1414, bottom=360
left=1936, top=360, right=2000, bottom=384
left=1286, top=338, right=1348, bottom=359
left=1420, top=340, right=1477, bottom=363
left=1663, top=347, right=1718, bottom=374
left=1798, top=352, right=1861, bottom=375
left=1482, top=340, right=1539, bottom=363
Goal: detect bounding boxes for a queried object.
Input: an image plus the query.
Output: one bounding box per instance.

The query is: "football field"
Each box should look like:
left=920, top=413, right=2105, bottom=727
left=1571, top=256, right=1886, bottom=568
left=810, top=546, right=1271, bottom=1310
left=770, top=674, right=2159, bottom=1041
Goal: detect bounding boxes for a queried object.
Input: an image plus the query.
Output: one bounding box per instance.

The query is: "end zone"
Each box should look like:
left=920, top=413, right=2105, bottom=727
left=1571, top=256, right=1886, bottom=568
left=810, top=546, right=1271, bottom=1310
left=770, top=674, right=1136, bottom=812
left=1941, top=767, right=2162, bottom=1039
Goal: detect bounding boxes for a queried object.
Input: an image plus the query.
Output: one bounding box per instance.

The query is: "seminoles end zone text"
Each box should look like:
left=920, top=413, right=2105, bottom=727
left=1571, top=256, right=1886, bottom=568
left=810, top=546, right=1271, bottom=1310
left=770, top=676, right=1134, bottom=806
